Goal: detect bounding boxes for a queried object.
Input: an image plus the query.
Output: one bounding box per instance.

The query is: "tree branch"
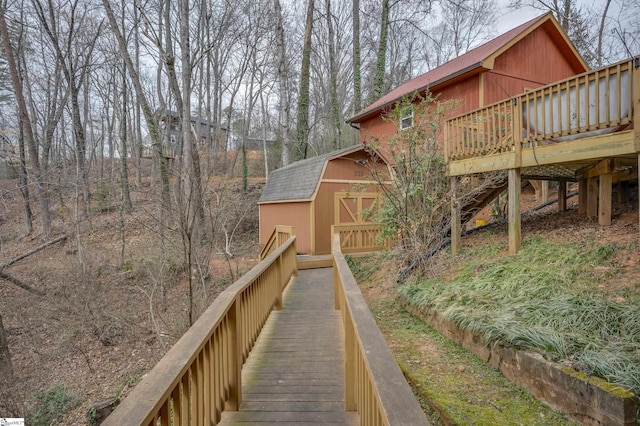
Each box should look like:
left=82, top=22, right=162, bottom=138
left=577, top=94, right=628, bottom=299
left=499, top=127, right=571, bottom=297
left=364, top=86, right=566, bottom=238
left=0, top=270, right=45, bottom=296
left=0, top=235, right=67, bottom=271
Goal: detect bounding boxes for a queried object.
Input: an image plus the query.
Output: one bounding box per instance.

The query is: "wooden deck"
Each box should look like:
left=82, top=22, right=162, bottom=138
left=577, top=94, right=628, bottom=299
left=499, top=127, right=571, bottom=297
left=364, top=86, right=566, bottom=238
left=219, top=268, right=358, bottom=425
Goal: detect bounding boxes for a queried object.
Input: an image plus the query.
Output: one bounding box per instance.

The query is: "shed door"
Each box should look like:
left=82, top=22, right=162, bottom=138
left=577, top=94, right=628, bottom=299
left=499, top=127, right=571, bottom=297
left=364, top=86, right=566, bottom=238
left=334, top=192, right=379, bottom=224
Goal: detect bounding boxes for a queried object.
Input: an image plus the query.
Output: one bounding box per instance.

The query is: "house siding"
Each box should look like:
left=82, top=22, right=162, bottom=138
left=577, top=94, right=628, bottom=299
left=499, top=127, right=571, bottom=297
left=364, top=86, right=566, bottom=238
left=358, top=75, right=481, bottom=160
left=354, top=17, right=587, bottom=154
left=485, top=24, right=584, bottom=105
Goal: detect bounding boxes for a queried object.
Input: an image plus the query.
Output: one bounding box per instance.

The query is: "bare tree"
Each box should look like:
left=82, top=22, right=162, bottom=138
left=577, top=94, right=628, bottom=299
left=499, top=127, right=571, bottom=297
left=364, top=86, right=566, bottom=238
left=326, top=0, right=341, bottom=150
left=101, top=0, right=171, bottom=219
left=32, top=0, right=104, bottom=220
left=295, top=0, right=315, bottom=160
left=273, top=0, right=292, bottom=166
left=372, top=0, right=390, bottom=101
left=0, top=2, right=52, bottom=236
left=352, top=0, right=362, bottom=114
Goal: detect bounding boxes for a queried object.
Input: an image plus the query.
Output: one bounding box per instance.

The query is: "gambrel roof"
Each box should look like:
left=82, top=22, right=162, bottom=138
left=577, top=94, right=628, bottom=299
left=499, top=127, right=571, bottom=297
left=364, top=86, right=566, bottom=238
left=259, top=145, right=367, bottom=204
left=348, top=12, right=587, bottom=124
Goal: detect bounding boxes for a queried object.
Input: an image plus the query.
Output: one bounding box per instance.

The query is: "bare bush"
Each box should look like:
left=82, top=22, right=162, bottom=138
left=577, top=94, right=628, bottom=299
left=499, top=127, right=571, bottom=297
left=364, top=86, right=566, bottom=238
left=366, top=94, right=506, bottom=272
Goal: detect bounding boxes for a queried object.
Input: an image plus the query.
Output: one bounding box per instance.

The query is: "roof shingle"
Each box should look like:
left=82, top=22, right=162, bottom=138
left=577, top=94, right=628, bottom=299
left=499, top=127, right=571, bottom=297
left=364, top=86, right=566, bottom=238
left=258, top=145, right=363, bottom=203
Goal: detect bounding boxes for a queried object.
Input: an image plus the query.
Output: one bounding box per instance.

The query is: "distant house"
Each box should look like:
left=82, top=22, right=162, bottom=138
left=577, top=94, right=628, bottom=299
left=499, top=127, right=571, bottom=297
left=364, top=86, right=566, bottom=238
left=142, top=111, right=227, bottom=159
left=159, top=110, right=226, bottom=149
left=347, top=13, right=588, bottom=152
left=243, top=135, right=276, bottom=152
left=258, top=145, right=391, bottom=255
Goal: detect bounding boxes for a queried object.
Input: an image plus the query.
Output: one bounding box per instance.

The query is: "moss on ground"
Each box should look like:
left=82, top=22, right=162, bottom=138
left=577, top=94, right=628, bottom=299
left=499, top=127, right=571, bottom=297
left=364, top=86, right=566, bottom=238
left=357, top=257, right=576, bottom=425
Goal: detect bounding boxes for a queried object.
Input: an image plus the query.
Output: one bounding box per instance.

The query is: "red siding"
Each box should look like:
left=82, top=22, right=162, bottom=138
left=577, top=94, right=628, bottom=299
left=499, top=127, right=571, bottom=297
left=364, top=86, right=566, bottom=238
left=485, top=23, right=585, bottom=105
left=357, top=21, right=586, bottom=147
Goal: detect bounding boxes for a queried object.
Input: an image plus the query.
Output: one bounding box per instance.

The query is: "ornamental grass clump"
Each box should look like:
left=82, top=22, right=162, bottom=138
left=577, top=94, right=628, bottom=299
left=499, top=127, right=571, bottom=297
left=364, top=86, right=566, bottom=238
left=399, top=237, right=640, bottom=395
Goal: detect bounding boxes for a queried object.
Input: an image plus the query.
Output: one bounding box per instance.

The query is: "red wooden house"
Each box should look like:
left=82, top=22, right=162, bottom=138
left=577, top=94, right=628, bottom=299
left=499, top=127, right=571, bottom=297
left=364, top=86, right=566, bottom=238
left=348, top=13, right=588, bottom=147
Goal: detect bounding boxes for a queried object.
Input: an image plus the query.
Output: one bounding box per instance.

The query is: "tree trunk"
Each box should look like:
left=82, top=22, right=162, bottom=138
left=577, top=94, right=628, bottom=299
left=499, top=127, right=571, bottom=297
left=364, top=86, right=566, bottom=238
left=102, top=0, right=171, bottom=215
left=0, top=4, right=52, bottom=236
left=120, top=63, right=133, bottom=212
left=326, top=0, right=341, bottom=150
left=596, top=0, right=612, bottom=67
left=352, top=0, right=362, bottom=114
left=17, top=116, right=33, bottom=235
left=372, top=0, right=390, bottom=101
left=295, top=0, right=315, bottom=160
left=0, top=312, right=12, bottom=378
left=274, top=0, right=290, bottom=167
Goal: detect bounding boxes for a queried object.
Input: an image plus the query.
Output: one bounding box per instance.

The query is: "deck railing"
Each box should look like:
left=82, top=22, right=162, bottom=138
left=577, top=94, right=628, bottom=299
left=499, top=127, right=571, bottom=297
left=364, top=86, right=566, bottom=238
left=103, top=236, right=298, bottom=426
left=332, top=234, right=429, bottom=425
left=332, top=223, right=389, bottom=254
left=445, top=56, right=638, bottom=162
left=259, top=225, right=295, bottom=260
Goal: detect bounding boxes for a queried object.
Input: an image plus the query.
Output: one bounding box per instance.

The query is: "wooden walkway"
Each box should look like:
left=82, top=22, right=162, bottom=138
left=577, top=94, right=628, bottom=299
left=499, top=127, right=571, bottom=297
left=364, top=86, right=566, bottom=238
left=220, top=268, right=358, bottom=425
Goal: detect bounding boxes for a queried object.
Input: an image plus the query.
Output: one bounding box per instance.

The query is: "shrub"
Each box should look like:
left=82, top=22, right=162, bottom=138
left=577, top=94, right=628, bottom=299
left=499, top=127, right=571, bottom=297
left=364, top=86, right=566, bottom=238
left=27, top=384, right=78, bottom=426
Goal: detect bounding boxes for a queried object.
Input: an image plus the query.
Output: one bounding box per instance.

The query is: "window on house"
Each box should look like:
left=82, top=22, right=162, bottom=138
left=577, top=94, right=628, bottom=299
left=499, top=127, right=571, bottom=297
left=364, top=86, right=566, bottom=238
left=400, top=106, right=413, bottom=130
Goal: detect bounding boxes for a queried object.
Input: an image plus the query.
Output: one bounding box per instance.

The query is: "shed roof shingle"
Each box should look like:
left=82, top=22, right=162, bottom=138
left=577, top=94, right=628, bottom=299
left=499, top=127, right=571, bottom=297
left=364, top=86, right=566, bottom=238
left=259, top=145, right=363, bottom=203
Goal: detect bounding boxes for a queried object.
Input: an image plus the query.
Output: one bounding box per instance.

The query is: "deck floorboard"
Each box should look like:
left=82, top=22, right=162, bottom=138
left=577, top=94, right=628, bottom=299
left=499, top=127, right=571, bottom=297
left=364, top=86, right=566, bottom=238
left=220, top=268, right=358, bottom=425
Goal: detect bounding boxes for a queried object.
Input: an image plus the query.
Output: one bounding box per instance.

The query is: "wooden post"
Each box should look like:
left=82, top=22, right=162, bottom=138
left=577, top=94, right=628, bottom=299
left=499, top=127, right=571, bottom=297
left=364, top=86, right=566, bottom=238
left=451, top=177, right=461, bottom=257
left=344, top=310, right=356, bottom=411
left=558, top=180, right=567, bottom=212
left=227, top=299, right=242, bottom=411
left=275, top=255, right=283, bottom=310
left=508, top=168, right=521, bottom=255
left=599, top=173, right=613, bottom=225
left=634, top=60, right=640, bottom=236
left=587, top=177, right=598, bottom=217
left=578, top=179, right=587, bottom=214
left=541, top=180, right=549, bottom=203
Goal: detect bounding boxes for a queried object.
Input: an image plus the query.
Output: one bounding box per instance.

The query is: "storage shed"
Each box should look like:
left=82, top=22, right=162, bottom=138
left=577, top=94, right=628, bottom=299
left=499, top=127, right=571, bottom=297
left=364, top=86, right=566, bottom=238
left=258, top=146, right=391, bottom=255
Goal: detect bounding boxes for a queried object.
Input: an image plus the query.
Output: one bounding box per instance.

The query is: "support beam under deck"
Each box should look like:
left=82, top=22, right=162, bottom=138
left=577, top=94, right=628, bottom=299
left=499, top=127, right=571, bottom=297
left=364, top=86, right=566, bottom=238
left=558, top=180, right=567, bottom=212
left=451, top=177, right=461, bottom=257
left=578, top=179, right=587, bottom=214
left=599, top=173, right=613, bottom=226
left=508, top=169, right=521, bottom=255
left=587, top=177, right=598, bottom=218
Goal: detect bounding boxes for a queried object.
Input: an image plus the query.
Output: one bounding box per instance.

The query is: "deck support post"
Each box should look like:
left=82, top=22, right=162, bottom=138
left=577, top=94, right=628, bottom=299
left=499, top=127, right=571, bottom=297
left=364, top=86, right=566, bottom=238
left=558, top=180, right=567, bottom=212
left=587, top=177, right=598, bottom=217
left=451, top=177, right=461, bottom=257
left=508, top=168, right=521, bottom=255
left=599, top=173, right=613, bottom=226
left=541, top=180, right=549, bottom=203
left=578, top=179, right=587, bottom=214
